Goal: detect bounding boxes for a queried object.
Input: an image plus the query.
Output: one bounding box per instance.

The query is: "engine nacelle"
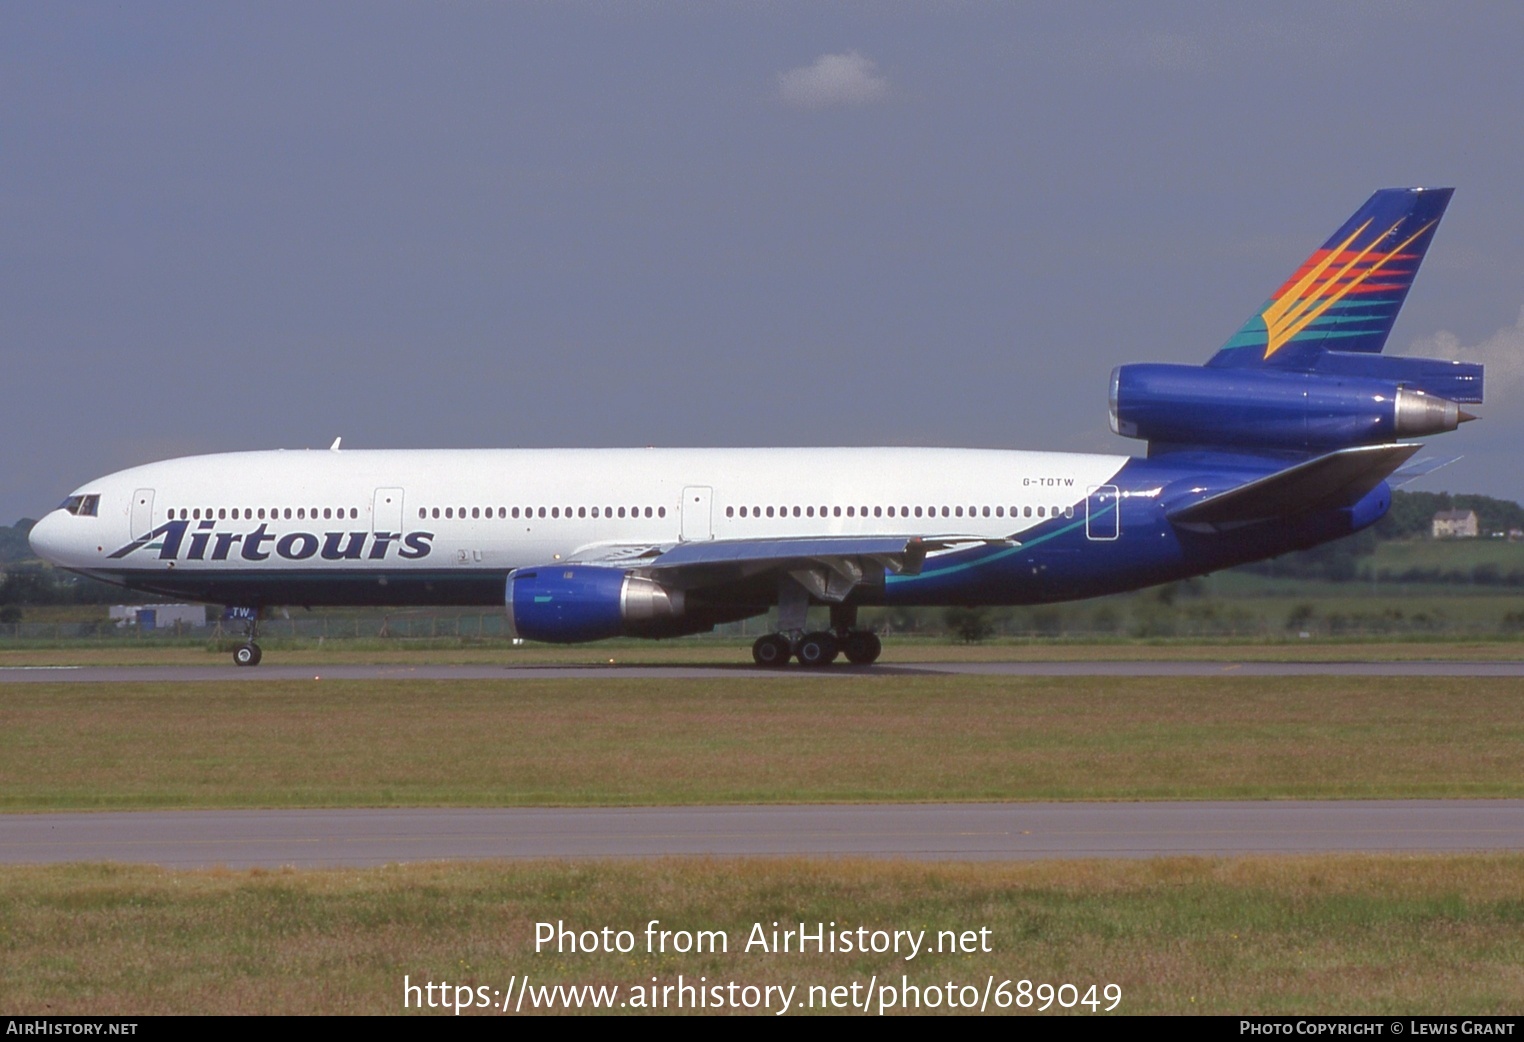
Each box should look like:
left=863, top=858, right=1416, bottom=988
left=1109, top=364, right=1468, bottom=451
left=505, top=566, right=685, bottom=643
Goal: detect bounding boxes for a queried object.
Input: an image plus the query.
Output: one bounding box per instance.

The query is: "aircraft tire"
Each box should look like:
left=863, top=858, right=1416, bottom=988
left=752, top=634, right=792, bottom=668
left=843, top=631, right=882, bottom=665
left=796, top=632, right=839, bottom=667
left=234, top=643, right=262, bottom=667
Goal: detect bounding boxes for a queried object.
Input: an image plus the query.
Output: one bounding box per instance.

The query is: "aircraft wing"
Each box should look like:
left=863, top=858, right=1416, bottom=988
left=1167, top=443, right=1421, bottom=527
left=565, top=534, right=1010, bottom=600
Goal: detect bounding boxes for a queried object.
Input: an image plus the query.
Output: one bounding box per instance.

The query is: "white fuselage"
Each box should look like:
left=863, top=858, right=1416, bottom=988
left=31, top=447, right=1131, bottom=583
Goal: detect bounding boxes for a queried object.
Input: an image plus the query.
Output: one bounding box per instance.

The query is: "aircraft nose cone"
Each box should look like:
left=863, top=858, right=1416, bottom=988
left=27, top=512, right=68, bottom=564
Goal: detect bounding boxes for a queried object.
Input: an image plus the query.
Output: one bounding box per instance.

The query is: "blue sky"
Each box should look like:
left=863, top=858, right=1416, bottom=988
left=4, top=2, right=1522, bottom=521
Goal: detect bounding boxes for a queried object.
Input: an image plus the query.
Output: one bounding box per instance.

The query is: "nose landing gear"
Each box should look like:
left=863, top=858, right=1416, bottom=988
left=225, top=607, right=263, bottom=667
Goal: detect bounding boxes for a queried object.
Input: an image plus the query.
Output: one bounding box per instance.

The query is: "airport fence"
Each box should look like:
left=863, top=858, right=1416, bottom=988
left=1, top=603, right=1521, bottom=643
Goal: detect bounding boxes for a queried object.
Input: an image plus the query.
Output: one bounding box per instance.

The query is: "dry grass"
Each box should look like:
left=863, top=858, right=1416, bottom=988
left=2, top=855, right=1521, bottom=1015
left=1, top=676, right=1521, bottom=809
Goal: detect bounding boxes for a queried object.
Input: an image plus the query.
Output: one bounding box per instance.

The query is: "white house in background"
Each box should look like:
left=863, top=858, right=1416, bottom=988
left=1432, top=509, right=1479, bottom=539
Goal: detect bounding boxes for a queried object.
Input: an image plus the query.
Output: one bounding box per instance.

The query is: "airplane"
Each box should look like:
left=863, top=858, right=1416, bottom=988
left=28, top=187, right=1483, bottom=668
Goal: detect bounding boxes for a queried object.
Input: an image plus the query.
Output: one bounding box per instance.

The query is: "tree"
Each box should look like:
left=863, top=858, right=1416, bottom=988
left=944, top=606, right=994, bottom=643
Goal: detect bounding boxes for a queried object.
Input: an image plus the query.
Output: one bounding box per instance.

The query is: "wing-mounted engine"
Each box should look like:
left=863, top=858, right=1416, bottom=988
left=505, top=566, right=688, bottom=643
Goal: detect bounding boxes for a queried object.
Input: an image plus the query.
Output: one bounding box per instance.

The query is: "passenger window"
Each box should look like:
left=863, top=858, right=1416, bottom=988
left=954, top=506, right=963, bottom=518
left=941, top=506, right=950, bottom=518
left=578, top=507, right=586, bottom=518
left=1037, top=506, right=1046, bottom=517
left=726, top=506, right=734, bottom=518
left=766, top=506, right=774, bottom=518
left=792, top=506, right=800, bottom=518
left=806, top=506, right=814, bottom=518
left=297, top=508, right=305, bottom=520
left=469, top=507, right=477, bottom=519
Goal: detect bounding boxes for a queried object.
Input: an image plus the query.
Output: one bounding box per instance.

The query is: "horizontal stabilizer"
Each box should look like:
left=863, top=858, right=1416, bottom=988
left=1390, top=453, right=1461, bottom=488
left=1167, top=443, right=1421, bottom=526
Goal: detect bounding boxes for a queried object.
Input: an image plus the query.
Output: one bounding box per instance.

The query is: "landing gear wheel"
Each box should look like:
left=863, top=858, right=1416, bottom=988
left=843, top=631, right=882, bottom=665
left=233, top=642, right=262, bottom=667
left=796, top=631, right=839, bottom=667
left=752, top=634, right=792, bottom=667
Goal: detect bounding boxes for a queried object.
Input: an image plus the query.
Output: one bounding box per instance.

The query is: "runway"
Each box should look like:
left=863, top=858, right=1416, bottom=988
left=2, top=801, right=1521, bottom=868
left=3, top=659, right=1524, bottom=683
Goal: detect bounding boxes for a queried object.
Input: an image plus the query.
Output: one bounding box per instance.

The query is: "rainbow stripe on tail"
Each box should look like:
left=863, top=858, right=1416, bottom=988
left=1209, top=187, right=1452, bottom=370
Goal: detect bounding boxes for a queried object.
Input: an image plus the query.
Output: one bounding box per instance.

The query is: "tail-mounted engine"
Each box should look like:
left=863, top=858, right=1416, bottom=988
left=1109, top=362, right=1477, bottom=452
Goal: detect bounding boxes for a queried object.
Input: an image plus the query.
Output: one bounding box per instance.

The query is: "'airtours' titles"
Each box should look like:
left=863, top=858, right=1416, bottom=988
left=110, top=520, right=435, bottom=562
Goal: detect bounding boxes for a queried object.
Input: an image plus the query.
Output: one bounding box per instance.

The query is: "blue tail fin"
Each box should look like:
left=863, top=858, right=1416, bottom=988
left=1209, top=187, right=1452, bottom=370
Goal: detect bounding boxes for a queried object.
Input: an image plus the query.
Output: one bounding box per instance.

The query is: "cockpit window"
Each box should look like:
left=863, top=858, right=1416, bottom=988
left=60, top=494, right=100, bottom=517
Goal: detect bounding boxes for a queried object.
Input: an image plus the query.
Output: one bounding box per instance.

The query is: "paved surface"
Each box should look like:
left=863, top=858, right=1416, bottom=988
left=3, top=801, right=1521, bottom=868
left=3, top=660, right=1524, bottom=683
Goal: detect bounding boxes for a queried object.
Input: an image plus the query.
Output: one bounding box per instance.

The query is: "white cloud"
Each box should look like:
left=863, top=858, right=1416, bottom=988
left=777, top=52, right=890, bottom=110
left=1404, top=306, right=1524, bottom=401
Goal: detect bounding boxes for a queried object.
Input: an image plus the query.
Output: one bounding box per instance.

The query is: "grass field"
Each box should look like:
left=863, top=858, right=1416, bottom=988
left=2, top=676, right=1521, bottom=810
left=4, top=856, right=1522, bottom=1015
left=5, top=664, right=1522, bottom=1015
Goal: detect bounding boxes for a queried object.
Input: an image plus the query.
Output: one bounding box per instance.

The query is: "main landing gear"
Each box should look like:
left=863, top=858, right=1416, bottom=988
left=751, top=629, right=882, bottom=667
left=751, top=603, right=883, bottom=667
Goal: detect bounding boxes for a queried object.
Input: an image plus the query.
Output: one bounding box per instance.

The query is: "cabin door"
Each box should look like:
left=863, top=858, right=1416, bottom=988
left=372, top=488, right=405, bottom=534
left=130, top=488, right=155, bottom=539
left=680, top=486, right=714, bottom=541
left=1085, top=485, right=1120, bottom=541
